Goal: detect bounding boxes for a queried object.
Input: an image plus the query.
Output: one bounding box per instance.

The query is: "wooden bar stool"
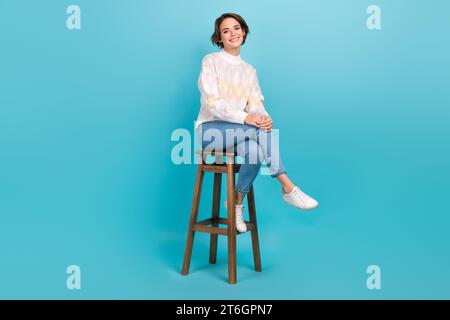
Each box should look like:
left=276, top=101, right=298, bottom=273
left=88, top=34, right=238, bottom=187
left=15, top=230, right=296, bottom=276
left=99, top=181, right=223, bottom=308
left=181, top=150, right=262, bottom=284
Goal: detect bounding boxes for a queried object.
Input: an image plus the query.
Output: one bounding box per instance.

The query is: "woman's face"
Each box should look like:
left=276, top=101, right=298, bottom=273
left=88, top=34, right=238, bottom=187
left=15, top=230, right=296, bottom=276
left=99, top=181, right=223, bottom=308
left=219, top=17, right=245, bottom=50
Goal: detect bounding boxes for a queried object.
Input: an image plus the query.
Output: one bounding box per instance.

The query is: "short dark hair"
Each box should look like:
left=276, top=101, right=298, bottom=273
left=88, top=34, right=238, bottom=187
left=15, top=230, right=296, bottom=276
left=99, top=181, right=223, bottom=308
left=210, top=13, right=250, bottom=48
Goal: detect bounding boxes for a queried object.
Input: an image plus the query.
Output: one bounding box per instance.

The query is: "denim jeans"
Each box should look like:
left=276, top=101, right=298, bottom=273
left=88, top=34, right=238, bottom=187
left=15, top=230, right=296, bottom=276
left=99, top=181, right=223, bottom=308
left=196, top=120, right=287, bottom=196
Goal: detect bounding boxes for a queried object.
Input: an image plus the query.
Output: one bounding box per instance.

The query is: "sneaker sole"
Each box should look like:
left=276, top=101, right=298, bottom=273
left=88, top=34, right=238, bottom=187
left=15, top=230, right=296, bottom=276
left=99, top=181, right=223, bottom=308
left=283, top=197, right=319, bottom=210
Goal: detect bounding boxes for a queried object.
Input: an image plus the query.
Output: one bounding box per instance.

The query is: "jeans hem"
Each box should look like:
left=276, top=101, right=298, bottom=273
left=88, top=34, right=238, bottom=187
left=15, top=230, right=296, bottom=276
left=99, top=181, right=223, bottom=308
left=271, top=170, right=287, bottom=178
left=235, top=186, right=249, bottom=196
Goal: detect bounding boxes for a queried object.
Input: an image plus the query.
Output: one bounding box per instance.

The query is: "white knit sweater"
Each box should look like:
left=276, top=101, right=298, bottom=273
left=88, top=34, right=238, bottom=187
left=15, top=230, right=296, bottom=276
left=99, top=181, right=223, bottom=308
left=195, top=50, right=270, bottom=128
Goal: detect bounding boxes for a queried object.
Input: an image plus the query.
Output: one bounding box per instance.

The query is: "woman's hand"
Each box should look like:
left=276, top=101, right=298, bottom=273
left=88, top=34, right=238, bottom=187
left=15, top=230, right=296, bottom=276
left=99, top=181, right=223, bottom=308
left=244, top=113, right=263, bottom=126
left=245, top=113, right=273, bottom=132
left=256, top=115, right=273, bottom=132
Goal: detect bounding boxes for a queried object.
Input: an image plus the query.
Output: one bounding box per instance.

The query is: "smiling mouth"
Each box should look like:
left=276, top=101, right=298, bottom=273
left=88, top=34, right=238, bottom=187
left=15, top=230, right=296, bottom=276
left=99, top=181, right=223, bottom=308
left=229, top=37, right=240, bottom=43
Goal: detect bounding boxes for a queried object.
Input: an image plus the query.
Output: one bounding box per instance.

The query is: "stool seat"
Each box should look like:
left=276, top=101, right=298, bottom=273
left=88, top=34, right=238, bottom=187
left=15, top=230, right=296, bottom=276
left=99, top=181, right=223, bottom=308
left=195, top=149, right=236, bottom=157
left=181, top=149, right=262, bottom=284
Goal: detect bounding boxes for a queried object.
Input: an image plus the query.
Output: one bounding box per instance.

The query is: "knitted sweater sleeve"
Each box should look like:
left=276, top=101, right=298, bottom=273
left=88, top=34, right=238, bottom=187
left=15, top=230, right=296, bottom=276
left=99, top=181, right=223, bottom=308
left=247, top=69, right=270, bottom=118
left=198, top=56, right=248, bottom=124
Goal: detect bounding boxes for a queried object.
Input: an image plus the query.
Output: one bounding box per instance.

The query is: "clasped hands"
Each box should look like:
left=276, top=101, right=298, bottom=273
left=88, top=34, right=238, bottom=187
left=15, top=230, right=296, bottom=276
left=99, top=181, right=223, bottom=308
left=244, top=113, right=273, bottom=132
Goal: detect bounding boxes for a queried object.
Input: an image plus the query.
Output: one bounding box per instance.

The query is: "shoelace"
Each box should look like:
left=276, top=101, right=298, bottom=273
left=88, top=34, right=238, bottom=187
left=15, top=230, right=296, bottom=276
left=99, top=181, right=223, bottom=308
left=291, top=188, right=310, bottom=203
left=236, top=205, right=245, bottom=223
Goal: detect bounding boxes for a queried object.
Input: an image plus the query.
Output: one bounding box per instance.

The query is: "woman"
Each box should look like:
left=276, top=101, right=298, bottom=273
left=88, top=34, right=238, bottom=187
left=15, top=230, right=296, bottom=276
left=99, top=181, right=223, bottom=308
left=195, top=13, right=319, bottom=233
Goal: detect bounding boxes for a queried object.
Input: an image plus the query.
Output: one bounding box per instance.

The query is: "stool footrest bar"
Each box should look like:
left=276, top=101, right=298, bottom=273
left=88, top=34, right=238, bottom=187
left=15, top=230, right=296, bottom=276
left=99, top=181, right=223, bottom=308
left=193, top=219, right=256, bottom=234
left=193, top=224, right=228, bottom=235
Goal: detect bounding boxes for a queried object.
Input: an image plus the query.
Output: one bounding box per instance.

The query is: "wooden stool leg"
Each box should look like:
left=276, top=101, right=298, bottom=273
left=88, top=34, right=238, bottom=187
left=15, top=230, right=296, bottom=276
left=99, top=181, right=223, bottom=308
left=247, top=185, right=262, bottom=272
left=181, top=163, right=204, bottom=275
left=209, top=172, right=222, bottom=264
left=226, top=158, right=237, bottom=284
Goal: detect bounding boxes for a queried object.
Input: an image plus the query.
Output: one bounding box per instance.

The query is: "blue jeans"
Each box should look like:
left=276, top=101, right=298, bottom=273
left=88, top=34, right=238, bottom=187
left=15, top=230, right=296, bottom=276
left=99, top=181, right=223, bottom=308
left=196, top=120, right=287, bottom=196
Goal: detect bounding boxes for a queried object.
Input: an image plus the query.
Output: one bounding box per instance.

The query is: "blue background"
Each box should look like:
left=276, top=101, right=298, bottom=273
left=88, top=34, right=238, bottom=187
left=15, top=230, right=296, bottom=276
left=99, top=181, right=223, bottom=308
left=1, top=0, right=449, bottom=299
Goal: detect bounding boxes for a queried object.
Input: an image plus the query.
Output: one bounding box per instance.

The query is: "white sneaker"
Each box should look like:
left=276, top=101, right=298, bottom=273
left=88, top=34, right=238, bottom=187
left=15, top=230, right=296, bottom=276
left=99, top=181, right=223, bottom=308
left=283, top=186, right=319, bottom=210
left=224, top=200, right=247, bottom=233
